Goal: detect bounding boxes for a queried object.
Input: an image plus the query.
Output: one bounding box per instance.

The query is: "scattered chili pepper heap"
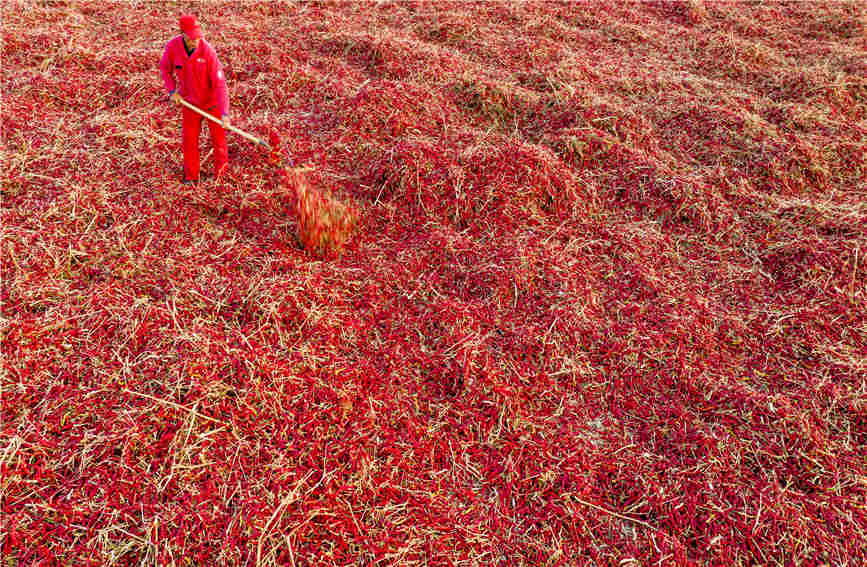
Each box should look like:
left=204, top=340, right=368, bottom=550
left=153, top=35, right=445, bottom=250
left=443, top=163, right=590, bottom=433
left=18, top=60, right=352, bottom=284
left=2, top=1, right=866, bottom=566
left=283, top=166, right=357, bottom=258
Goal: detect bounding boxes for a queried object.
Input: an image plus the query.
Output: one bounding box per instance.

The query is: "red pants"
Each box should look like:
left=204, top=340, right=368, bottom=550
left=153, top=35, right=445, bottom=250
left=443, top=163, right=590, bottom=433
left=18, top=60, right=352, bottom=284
left=182, top=106, right=228, bottom=181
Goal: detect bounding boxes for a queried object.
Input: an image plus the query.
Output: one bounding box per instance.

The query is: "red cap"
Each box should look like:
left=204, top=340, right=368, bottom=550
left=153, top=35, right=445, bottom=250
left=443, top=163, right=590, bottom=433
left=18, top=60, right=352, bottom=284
left=179, top=14, right=202, bottom=40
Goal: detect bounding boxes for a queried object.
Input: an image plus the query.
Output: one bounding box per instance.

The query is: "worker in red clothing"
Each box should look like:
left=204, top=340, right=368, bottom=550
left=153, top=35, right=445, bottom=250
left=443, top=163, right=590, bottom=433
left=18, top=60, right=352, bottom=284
left=159, top=14, right=230, bottom=184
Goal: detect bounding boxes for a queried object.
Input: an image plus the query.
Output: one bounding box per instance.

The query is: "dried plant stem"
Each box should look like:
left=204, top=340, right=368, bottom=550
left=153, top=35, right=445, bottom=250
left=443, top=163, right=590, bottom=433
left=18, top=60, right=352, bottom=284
left=570, top=495, right=656, bottom=532
left=122, top=389, right=229, bottom=428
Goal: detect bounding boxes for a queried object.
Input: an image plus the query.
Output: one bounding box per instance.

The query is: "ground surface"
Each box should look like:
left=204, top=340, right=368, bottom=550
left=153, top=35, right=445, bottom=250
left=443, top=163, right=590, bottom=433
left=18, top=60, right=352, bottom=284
left=2, top=1, right=866, bottom=565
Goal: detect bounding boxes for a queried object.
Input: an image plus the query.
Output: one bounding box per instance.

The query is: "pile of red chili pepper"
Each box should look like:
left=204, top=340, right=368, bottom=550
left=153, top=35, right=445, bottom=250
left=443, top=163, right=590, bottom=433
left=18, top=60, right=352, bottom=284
left=2, top=1, right=865, bottom=565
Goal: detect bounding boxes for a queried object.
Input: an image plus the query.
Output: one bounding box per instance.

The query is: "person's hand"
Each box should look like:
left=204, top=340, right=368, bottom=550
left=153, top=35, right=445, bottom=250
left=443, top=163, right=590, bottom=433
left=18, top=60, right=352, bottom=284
left=221, top=115, right=230, bottom=129
left=170, top=91, right=181, bottom=105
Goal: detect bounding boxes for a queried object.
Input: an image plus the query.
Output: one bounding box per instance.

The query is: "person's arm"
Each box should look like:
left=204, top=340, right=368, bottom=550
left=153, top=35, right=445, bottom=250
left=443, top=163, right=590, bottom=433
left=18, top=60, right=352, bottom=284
left=211, top=52, right=230, bottom=126
left=159, top=41, right=177, bottom=97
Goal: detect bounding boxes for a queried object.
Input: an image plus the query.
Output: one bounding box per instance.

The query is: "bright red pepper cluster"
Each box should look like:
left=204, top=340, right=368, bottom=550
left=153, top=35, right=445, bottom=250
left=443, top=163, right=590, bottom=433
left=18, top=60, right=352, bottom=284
left=2, top=1, right=865, bottom=565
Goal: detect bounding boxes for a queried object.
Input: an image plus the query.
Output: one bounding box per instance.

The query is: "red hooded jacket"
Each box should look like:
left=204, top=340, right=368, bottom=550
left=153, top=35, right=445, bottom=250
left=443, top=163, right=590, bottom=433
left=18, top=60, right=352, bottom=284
left=160, top=36, right=229, bottom=117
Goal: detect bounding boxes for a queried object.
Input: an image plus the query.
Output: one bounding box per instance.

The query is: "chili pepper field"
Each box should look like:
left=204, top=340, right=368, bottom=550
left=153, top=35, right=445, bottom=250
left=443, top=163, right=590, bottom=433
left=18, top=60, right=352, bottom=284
left=2, top=1, right=866, bottom=565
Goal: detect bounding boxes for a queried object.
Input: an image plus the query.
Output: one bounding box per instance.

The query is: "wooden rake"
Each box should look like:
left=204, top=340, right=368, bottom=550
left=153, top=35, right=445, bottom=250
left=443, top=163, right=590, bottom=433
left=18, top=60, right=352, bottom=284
left=177, top=97, right=310, bottom=171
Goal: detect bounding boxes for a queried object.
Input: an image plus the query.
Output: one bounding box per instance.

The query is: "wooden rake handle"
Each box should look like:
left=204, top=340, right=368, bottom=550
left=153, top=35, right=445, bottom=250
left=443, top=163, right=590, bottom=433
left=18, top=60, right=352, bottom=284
left=177, top=97, right=270, bottom=149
